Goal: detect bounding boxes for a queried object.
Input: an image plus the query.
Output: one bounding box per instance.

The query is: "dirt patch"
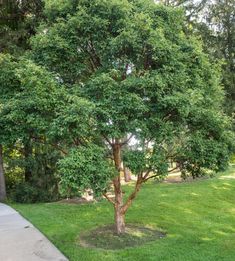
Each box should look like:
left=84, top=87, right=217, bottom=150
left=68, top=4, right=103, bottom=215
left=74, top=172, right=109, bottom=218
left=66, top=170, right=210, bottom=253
left=163, top=173, right=211, bottom=184
left=79, top=224, right=166, bottom=250
left=57, top=198, right=95, bottom=205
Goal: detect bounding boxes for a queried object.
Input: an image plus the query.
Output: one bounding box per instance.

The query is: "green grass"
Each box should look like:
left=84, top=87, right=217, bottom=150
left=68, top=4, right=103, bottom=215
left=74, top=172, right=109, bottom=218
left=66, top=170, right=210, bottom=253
left=11, top=166, right=235, bottom=261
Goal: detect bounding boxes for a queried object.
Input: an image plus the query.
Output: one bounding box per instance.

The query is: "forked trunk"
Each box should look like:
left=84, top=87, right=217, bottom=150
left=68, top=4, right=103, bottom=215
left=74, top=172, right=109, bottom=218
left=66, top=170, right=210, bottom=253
left=0, top=145, right=6, bottom=202
left=111, top=142, right=143, bottom=234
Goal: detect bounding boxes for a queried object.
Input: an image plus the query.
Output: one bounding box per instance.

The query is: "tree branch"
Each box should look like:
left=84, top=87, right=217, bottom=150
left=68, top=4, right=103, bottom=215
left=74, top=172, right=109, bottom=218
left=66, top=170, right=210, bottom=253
left=120, top=134, right=134, bottom=146
left=168, top=166, right=179, bottom=173
left=121, top=175, right=143, bottom=214
left=143, top=169, right=152, bottom=180
left=143, top=174, right=159, bottom=182
left=103, top=193, right=115, bottom=205
left=102, top=135, right=113, bottom=147
left=142, top=165, right=179, bottom=183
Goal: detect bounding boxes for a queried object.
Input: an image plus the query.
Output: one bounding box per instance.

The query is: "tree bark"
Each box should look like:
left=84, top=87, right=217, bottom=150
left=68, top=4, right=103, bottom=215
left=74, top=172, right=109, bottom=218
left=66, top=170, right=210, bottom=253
left=112, top=142, right=125, bottom=234
left=111, top=142, right=144, bottom=234
left=0, top=145, right=6, bottom=202
left=114, top=204, right=125, bottom=234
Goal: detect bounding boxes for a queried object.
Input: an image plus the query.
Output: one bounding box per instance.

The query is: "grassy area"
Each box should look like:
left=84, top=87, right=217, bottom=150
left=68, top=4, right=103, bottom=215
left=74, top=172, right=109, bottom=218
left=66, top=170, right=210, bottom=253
left=12, top=166, right=235, bottom=261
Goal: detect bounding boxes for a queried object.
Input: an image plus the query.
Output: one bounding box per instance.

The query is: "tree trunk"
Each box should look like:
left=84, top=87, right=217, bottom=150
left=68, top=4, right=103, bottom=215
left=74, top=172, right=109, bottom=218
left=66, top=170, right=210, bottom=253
left=0, top=145, right=6, bottom=202
left=114, top=205, right=125, bottom=234
left=109, top=142, right=144, bottom=234
left=112, top=142, right=125, bottom=234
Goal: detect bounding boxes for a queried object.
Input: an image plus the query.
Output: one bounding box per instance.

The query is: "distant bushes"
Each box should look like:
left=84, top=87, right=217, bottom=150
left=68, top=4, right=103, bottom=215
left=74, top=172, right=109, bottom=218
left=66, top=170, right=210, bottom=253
left=10, top=182, right=59, bottom=203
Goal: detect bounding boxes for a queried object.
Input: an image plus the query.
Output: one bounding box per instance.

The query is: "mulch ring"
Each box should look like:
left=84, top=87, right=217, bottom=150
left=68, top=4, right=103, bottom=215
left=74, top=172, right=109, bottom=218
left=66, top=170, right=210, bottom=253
left=79, top=224, right=166, bottom=250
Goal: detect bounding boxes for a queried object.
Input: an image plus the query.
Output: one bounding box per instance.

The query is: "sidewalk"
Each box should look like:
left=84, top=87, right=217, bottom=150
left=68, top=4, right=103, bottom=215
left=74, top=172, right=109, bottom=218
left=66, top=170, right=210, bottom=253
left=0, top=203, right=68, bottom=261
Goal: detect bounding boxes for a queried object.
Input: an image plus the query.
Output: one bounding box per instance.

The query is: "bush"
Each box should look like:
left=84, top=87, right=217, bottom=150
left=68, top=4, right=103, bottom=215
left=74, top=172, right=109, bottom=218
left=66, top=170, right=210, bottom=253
left=11, top=182, right=58, bottom=203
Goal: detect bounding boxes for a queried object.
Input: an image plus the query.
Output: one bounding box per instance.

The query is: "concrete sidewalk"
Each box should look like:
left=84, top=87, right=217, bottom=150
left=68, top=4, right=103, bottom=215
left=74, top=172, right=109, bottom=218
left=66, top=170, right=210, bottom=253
left=0, top=203, right=68, bottom=261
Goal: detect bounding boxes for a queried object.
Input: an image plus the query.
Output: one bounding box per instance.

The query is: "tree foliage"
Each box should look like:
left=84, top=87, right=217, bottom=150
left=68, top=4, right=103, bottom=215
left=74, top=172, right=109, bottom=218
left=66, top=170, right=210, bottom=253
left=0, top=54, right=64, bottom=200
left=161, top=0, right=235, bottom=116
left=0, top=0, right=45, bottom=54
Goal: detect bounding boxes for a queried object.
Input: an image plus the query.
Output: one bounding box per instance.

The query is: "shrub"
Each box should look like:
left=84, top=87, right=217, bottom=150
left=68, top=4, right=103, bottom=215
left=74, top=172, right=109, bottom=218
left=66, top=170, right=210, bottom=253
left=11, top=182, right=58, bottom=203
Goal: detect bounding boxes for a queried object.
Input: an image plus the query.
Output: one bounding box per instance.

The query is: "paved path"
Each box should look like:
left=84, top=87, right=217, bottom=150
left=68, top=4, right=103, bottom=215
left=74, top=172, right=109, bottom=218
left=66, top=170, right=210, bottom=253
left=0, top=203, right=68, bottom=261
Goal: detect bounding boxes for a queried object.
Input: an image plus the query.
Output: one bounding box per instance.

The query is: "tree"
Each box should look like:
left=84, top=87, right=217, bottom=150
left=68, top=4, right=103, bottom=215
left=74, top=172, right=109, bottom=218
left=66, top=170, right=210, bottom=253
left=0, top=0, right=46, bottom=201
left=197, top=0, right=235, bottom=116
left=156, top=0, right=235, bottom=117
left=162, top=0, right=235, bottom=116
left=30, top=0, right=233, bottom=234
left=0, top=144, right=6, bottom=201
left=0, top=53, right=18, bottom=199
left=0, top=54, right=67, bottom=200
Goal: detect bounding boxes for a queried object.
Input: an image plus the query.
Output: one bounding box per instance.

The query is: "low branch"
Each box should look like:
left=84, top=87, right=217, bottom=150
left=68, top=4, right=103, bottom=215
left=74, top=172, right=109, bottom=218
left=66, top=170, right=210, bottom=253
left=121, top=175, right=143, bottom=214
left=102, top=135, right=113, bottom=146
left=143, top=166, right=180, bottom=182
left=168, top=166, right=179, bottom=173
left=103, top=193, right=115, bottom=205
left=143, top=174, right=159, bottom=182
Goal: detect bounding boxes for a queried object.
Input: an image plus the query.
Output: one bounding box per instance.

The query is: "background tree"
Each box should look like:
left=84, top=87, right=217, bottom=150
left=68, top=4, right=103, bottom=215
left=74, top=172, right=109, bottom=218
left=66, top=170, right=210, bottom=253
left=0, top=50, right=100, bottom=201
left=0, top=1, right=61, bottom=201
left=197, top=0, right=235, bottom=116
left=0, top=0, right=44, bottom=54
left=0, top=144, right=6, bottom=201
left=30, top=0, right=233, bottom=234
left=0, top=54, right=67, bottom=202
left=157, top=0, right=235, bottom=117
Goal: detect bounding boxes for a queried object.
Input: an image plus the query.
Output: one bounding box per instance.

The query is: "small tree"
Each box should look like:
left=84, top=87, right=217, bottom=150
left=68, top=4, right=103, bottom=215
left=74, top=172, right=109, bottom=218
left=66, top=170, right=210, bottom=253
left=31, top=0, right=233, bottom=234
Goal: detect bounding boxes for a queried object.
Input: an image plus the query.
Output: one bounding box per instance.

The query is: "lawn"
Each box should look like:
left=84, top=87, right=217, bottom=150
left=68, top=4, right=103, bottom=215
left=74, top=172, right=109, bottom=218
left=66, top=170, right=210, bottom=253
left=12, top=166, right=235, bottom=261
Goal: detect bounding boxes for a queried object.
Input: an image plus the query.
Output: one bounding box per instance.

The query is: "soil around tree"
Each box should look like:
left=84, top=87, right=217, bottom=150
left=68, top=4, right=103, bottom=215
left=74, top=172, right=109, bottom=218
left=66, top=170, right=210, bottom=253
left=79, top=224, right=166, bottom=250
left=57, top=198, right=95, bottom=205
